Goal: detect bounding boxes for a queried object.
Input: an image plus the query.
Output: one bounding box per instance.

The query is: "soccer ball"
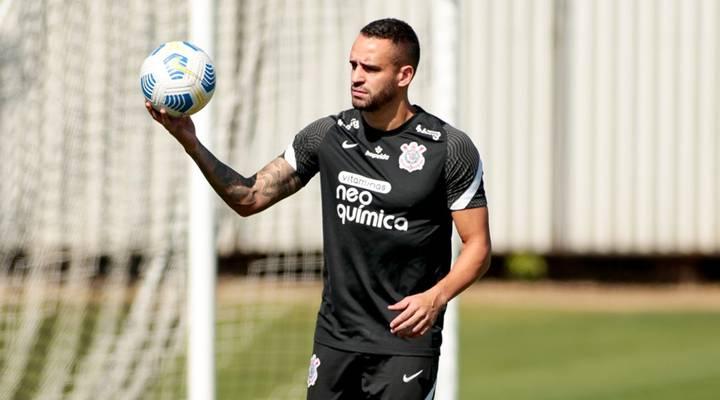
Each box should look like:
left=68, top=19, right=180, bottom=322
left=140, top=41, right=216, bottom=117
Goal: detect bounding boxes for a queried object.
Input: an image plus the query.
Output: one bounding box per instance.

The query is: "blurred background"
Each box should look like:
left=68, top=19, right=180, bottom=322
left=0, top=0, right=718, bottom=399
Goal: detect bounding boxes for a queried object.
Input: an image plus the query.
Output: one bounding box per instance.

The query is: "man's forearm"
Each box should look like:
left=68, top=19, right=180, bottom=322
left=185, top=140, right=258, bottom=214
left=387, top=239, right=490, bottom=338
left=430, top=240, right=491, bottom=305
left=183, top=140, right=301, bottom=216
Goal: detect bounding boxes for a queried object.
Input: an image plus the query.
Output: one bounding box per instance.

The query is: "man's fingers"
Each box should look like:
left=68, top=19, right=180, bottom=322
left=145, top=102, right=164, bottom=123
left=145, top=102, right=156, bottom=117
left=411, top=315, right=431, bottom=333
left=388, top=297, right=410, bottom=311
left=158, top=108, right=173, bottom=126
left=408, top=325, right=430, bottom=338
left=392, top=312, right=424, bottom=335
left=389, top=306, right=415, bottom=330
left=388, top=294, right=438, bottom=337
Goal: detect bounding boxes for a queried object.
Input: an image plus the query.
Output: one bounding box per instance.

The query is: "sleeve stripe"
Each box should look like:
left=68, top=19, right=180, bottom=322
left=284, top=142, right=297, bottom=171
left=449, top=152, right=483, bottom=210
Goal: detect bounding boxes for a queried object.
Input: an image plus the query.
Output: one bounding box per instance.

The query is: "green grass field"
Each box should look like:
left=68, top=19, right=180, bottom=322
left=214, top=284, right=720, bottom=399
left=3, top=283, right=719, bottom=399
left=459, top=306, right=720, bottom=400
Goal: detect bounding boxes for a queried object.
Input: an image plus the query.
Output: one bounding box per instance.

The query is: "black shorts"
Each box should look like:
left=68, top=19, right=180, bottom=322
left=306, top=341, right=439, bottom=400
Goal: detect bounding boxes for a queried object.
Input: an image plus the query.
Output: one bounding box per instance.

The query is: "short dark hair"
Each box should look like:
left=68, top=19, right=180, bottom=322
left=360, top=18, right=420, bottom=70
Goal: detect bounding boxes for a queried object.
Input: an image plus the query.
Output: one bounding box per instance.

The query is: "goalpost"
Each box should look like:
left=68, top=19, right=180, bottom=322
left=433, top=2, right=461, bottom=398
left=188, top=1, right=216, bottom=399
left=0, top=1, right=461, bottom=399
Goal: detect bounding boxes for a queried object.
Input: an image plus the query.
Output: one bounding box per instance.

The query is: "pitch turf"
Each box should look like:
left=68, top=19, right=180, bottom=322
left=213, top=285, right=720, bottom=399
left=459, top=306, right=720, bottom=400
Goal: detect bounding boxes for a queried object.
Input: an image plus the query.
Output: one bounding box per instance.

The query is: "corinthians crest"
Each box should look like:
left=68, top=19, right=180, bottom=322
left=399, top=142, right=427, bottom=172
left=307, top=354, right=321, bottom=387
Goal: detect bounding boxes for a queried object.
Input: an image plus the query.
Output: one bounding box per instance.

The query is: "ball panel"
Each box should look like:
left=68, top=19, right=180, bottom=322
left=163, top=92, right=194, bottom=115
left=187, top=85, right=209, bottom=115
left=201, top=63, right=215, bottom=93
left=140, top=73, right=156, bottom=101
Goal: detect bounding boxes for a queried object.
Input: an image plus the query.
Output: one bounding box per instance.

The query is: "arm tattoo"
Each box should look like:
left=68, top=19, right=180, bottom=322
left=189, top=143, right=299, bottom=213
left=257, top=159, right=298, bottom=198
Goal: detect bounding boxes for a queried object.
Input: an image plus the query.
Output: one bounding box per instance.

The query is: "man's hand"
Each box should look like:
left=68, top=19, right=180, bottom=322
left=145, top=101, right=198, bottom=151
left=388, top=289, right=447, bottom=338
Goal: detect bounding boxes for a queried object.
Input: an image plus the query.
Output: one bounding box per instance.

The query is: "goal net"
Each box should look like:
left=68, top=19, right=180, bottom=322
left=0, top=1, right=190, bottom=399
left=0, top=1, right=450, bottom=399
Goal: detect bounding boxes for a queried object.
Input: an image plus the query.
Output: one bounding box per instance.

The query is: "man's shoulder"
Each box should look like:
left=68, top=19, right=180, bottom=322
left=409, top=106, right=470, bottom=145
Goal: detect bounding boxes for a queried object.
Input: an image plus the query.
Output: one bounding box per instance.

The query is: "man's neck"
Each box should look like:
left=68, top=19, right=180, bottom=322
left=361, top=98, right=415, bottom=131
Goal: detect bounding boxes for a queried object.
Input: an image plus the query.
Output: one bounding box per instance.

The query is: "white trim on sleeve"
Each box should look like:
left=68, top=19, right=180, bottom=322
left=284, top=142, right=297, bottom=171
left=449, top=154, right=483, bottom=211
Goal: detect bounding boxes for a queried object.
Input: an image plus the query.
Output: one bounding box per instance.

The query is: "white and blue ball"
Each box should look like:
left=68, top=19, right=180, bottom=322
left=140, top=41, right=216, bottom=117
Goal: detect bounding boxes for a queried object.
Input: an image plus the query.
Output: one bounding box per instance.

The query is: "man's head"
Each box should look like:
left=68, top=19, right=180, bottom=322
left=349, top=18, right=420, bottom=112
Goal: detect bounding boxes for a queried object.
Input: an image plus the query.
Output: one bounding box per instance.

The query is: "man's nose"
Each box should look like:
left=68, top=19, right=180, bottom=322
left=351, top=68, right=364, bottom=85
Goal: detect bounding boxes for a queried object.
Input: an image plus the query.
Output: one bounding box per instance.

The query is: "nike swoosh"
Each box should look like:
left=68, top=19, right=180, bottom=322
left=402, top=369, right=424, bottom=383
left=342, top=140, right=358, bottom=149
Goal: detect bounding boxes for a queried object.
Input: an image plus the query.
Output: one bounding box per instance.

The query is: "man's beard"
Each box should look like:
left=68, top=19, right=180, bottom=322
left=352, top=84, right=396, bottom=112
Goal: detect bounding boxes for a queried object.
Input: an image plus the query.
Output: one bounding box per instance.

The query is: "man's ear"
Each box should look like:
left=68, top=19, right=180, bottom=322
left=397, top=65, right=415, bottom=88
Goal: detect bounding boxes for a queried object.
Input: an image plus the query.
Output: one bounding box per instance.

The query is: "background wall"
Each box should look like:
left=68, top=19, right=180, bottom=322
left=211, top=0, right=720, bottom=256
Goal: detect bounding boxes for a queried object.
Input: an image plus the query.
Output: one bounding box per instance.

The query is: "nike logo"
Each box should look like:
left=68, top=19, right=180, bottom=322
left=402, top=370, right=423, bottom=383
left=342, top=140, right=358, bottom=149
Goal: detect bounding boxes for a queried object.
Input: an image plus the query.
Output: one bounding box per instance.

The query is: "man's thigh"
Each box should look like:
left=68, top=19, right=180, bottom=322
left=306, top=342, right=363, bottom=400
left=361, top=353, right=439, bottom=400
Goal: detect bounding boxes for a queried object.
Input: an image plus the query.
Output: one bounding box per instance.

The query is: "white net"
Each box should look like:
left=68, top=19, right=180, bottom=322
left=0, top=1, right=188, bottom=399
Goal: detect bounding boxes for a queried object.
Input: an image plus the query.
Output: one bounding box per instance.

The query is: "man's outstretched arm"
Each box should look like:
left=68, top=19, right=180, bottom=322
left=146, top=102, right=302, bottom=216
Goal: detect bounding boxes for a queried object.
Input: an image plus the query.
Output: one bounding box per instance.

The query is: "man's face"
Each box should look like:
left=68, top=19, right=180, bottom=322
left=349, top=35, right=402, bottom=112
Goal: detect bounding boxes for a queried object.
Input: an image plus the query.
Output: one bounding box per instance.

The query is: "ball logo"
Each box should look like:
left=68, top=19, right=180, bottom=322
left=163, top=53, right=190, bottom=80
left=399, top=142, right=427, bottom=172
left=307, top=354, right=321, bottom=388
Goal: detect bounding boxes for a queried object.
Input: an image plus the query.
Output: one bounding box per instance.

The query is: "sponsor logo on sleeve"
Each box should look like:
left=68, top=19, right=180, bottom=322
left=337, top=117, right=359, bottom=130
left=415, top=124, right=442, bottom=140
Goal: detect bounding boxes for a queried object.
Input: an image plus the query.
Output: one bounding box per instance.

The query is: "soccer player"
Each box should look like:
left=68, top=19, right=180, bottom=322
left=146, top=18, right=491, bottom=400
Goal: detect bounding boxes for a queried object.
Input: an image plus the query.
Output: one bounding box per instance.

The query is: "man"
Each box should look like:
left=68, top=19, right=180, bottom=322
left=147, top=18, right=490, bottom=400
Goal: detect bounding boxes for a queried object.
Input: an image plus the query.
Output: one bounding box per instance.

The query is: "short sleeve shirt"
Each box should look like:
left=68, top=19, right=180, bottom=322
left=284, top=106, right=486, bottom=356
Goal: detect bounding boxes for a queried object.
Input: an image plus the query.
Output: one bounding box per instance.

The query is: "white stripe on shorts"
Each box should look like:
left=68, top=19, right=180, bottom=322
left=424, top=381, right=436, bottom=400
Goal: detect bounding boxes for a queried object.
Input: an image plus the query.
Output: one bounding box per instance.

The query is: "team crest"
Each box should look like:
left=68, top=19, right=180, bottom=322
left=399, top=142, right=427, bottom=172
left=307, top=354, right=321, bottom=387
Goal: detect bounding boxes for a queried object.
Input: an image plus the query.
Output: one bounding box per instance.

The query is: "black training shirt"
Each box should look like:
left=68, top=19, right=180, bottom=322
left=283, top=106, right=486, bottom=356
